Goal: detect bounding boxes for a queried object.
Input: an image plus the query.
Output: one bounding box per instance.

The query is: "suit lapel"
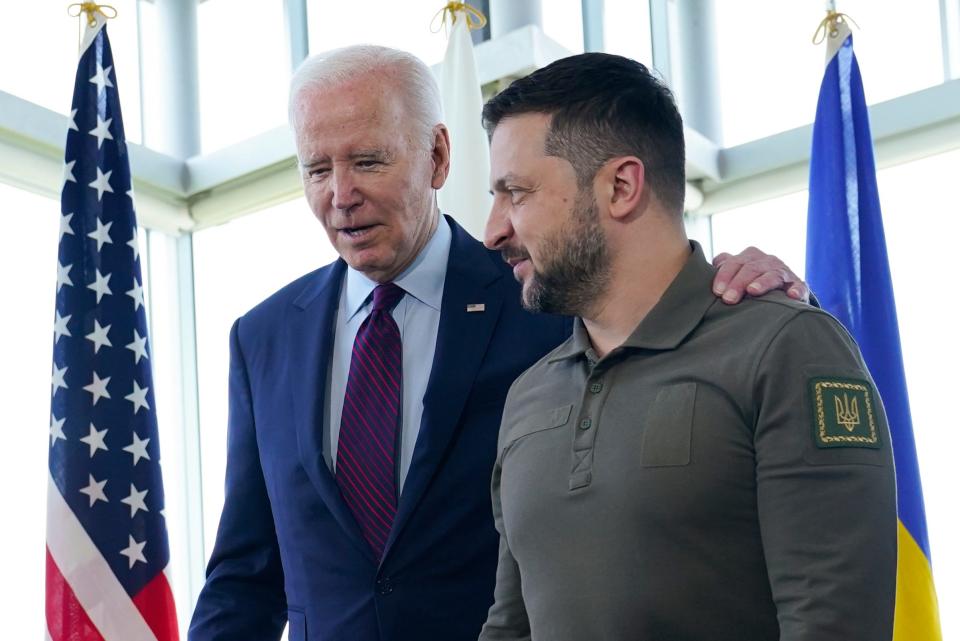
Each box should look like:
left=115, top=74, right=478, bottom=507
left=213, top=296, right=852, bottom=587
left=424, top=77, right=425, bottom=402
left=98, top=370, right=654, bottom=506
left=383, top=219, right=504, bottom=559
left=288, top=260, right=376, bottom=561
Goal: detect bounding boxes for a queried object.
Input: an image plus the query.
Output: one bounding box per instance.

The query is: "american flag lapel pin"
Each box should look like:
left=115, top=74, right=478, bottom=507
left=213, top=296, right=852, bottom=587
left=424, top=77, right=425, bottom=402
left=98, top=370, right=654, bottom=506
left=466, top=303, right=485, bottom=313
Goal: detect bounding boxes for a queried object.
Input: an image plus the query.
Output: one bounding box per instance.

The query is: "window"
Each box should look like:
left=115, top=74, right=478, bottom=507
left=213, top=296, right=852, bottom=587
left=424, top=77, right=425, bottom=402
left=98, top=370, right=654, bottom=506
left=603, top=0, right=653, bottom=65
left=192, top=198, right=337, bottom=557
left=307, top=0, right=450, bottom=67
left=714, top=0, right=944, bottom=146
left=0, top=0, right=143, bottom=143
left=197, top=0, right=290, bottom=152
left=871, top=151, right=960, bottom=639
left=709, top=151, right=960, bottom=638
left=542, top=0, right=585, bottom=54
left=709, top=189, right=808, bottom=275
left=0, top=186, right=62, bottom=638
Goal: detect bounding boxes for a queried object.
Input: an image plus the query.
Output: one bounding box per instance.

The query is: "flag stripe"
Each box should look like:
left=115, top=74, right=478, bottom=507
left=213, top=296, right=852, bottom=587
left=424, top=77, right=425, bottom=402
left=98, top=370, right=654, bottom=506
left=893, top=520, right=942, bottom=640
left=46, top=548, right=106, bottom=641
left=47, top=475, right=158, bottom=641
left=132, top=570, right=179, bottom=641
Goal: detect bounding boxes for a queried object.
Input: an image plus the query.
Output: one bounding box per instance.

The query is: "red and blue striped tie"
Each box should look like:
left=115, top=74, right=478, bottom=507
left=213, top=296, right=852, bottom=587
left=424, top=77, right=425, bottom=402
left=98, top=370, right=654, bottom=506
left=336, top=283, right=405, bottom=558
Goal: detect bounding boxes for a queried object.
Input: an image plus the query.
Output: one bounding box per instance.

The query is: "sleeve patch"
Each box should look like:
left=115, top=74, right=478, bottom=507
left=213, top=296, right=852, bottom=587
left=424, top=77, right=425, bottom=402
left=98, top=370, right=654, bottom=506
left=809, top=377, right=882, bottom=449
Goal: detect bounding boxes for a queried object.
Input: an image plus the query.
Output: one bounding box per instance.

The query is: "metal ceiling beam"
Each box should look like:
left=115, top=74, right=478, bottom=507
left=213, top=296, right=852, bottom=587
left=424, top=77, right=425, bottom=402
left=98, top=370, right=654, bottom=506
left=5, top=35, right=960, bottom=229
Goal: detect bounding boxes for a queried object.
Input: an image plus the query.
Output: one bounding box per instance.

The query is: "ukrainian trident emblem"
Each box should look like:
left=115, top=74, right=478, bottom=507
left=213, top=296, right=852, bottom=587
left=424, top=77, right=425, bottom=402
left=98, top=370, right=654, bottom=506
left=834, top=393, right=860, bottom=432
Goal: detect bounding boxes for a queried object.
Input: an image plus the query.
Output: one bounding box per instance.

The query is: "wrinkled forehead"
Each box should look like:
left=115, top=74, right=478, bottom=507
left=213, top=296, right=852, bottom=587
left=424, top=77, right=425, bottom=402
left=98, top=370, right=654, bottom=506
left=296, top=74, right=405, bottom=124
left=294, top=78, right=408, bottom=153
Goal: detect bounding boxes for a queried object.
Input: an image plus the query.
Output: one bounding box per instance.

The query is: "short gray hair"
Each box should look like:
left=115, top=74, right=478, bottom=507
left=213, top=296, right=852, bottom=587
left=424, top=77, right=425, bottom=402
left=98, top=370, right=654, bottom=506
left=289, top=45, right=443, bottom=148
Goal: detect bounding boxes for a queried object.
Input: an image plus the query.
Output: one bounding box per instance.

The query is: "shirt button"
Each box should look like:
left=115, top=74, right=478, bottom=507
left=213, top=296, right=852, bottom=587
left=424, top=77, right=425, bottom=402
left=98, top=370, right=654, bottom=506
left=579, top=418, right=592, bottom=430
left=589, top=382, right=603, bottom=394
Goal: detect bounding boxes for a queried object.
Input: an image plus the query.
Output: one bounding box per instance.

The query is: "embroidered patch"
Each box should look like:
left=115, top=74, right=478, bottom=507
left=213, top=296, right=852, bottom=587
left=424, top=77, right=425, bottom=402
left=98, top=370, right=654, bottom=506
left=809, top=377, right=881, bottom=449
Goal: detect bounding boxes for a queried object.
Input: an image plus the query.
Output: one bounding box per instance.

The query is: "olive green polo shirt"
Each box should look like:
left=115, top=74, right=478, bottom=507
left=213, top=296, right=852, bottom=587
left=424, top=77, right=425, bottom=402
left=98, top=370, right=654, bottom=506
left=479, top=242, right=897, bottom=641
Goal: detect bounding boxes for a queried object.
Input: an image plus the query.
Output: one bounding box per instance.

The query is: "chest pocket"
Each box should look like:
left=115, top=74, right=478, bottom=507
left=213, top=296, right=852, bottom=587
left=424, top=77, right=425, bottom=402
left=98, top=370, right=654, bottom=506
left=640, top=383, right=697, bottom=467
left=502, top=404, right=573, bottom=452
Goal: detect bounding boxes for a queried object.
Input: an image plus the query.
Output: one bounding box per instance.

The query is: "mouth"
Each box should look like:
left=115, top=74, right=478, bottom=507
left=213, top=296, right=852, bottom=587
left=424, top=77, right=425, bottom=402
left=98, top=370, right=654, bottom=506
left=502, top=248, right=530, bottom=266
left=509, top=257, right=531, bottom=280
left=338, top=224, right=379, bottom=239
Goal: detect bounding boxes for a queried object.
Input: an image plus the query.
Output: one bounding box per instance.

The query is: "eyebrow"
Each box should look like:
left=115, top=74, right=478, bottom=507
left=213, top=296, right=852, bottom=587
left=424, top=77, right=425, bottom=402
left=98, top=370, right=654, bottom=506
left=491, top=173, right=524, bottom=193
left=348, top=149, right=389, bottom=161
left=300, top=149, right=391, bottom=170
left=301, top=158, right=327, bottom=171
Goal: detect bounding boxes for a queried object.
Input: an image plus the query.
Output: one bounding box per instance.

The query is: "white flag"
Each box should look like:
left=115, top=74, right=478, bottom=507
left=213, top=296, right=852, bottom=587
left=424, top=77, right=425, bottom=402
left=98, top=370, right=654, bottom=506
left=438, top=9, right=493, bottom=239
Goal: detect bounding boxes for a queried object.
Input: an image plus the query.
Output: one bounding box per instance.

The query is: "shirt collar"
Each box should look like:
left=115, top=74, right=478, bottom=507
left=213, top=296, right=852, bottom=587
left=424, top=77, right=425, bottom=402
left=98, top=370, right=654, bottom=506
left=549, top=241, right=718, bottom=362
left=343, top=215, right=452, bottom=322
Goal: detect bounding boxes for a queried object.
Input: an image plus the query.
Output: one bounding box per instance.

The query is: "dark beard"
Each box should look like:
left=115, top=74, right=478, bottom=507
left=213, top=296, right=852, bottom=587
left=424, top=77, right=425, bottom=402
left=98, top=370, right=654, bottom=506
left=523, top=195, right=610, bottom=316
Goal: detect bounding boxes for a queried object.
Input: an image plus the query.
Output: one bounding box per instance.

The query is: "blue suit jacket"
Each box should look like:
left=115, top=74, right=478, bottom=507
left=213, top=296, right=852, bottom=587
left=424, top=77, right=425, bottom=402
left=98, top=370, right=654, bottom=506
left=189, top=217, right=571, bottom=641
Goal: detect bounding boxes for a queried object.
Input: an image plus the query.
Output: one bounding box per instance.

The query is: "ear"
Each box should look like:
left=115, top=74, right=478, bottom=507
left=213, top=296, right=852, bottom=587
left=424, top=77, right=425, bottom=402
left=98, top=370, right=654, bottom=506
left=604, top=157, right=645, bottom=221
left=430, top=124, right=452, bottom=189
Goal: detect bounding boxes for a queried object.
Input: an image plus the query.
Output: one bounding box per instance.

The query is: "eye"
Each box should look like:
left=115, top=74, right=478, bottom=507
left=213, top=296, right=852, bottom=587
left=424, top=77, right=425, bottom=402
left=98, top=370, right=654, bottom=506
left=306, top=166, right=329, bottom=179
left=356, top=159, right=382, bottom=169
left=507, top=188, right=526, bottom=205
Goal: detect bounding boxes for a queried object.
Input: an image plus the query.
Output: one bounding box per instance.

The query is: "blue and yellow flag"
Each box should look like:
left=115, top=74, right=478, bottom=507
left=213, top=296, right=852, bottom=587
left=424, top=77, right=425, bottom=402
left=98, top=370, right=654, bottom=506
left=805, top=15, right=941, bottom=640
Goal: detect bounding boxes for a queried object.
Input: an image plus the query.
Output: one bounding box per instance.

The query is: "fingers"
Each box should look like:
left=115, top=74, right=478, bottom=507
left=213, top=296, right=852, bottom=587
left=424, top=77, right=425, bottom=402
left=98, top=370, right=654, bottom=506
left=712, top=246, right=762, bottom=302
left=711, top=246, right=810, bottom=305
left=785, top=281, right=811, bottom=304
left=743, top=271, right=790, bottom=299
left=711, top=253, right=742, bottom=298
left=720, top=263, right=771, bottom=304
left=712, top=252, right=734, bottom=267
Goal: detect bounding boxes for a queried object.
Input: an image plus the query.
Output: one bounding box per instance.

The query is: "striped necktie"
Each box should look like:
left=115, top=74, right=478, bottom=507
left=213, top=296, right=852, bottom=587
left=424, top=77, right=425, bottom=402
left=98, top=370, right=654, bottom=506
left=336, top=282, right=405, bottom=558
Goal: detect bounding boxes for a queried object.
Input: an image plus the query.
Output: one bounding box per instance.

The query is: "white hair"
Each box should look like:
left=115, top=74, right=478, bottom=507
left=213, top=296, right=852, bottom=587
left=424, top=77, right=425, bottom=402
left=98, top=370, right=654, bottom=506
left=288, top=44, right=443, bottom=148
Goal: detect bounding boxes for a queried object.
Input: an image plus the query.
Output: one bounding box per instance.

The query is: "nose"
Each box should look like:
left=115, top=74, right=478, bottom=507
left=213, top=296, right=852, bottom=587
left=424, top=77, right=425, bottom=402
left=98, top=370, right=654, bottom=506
left=331, top=167, right=362, bottom=211
left=484, top=201, right=513, bottom=250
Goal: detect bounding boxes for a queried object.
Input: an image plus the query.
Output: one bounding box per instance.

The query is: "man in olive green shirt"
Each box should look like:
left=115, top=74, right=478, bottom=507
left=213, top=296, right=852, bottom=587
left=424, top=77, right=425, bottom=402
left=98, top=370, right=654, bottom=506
left=477, top=53, right=897, bottom=641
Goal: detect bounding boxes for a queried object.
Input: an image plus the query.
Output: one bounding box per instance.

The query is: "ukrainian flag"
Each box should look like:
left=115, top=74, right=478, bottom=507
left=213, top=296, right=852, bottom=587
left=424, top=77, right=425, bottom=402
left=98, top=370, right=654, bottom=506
left=805, top=14, right=941, bottom=640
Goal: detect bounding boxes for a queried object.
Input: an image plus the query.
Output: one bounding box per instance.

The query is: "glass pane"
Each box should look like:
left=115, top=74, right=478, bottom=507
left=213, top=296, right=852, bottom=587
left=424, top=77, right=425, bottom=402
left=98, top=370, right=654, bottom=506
left=604, top=0, right=653, bottom=65
left=708, top=189, right=808, bottom=274
left=142, top=230, right=192, bottom=639
left=0, top=185, right=59, bottom=638
left=0, top=1, right=143, bottom=144
left=193, top=198, right=337, bottom=557
left=710, top=151, right=960, bottom=639
left=872, top=150, right=960, bottom=641
left=715, top=1, right=944, bottom=146
left=307, top=0, right=449, bottom=67
left=197, top=0, right=290, bottom=152
left=542, top=0, right=585, bottom=54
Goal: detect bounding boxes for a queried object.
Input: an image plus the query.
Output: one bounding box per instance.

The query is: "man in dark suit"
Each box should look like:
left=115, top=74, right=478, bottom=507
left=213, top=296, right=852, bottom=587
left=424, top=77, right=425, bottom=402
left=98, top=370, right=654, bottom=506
left=188, top=45, right=808, bottom=641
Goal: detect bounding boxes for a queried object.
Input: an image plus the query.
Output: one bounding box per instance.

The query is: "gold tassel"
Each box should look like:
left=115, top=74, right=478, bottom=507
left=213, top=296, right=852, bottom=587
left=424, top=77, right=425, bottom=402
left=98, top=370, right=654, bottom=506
left=431, top=1, right=488, bottom=35
left=67, top=2, right=117, bottom=28
left=812, top=10, right=860, bottom=45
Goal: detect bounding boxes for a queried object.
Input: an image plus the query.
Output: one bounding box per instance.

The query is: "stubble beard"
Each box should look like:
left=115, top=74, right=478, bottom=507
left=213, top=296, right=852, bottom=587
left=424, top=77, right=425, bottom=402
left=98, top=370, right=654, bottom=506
left=522, top=194, right=611, bottom=317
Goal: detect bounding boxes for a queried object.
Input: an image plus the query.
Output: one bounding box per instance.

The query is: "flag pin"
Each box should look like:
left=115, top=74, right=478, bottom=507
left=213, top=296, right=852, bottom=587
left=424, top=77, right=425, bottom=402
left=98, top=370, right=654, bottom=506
left=467, top=303, right=485, bottom=313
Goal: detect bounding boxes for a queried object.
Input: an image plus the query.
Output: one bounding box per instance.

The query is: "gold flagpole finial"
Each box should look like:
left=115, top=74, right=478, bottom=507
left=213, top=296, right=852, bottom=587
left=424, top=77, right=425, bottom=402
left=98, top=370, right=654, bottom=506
left=431, top=2, right=488, bottom=34
left=68, top=2, right=117, bottom=28
left=812, top=9, right=859, bottom=45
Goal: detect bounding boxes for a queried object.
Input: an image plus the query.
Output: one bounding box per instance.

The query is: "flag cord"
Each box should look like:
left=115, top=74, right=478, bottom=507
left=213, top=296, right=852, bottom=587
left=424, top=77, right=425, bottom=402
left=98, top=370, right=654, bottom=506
left=67, top=2, right=117, bottom=28
left=813, top=9, right=860, bottom=45
left=430, top=2, right=488, bottom=35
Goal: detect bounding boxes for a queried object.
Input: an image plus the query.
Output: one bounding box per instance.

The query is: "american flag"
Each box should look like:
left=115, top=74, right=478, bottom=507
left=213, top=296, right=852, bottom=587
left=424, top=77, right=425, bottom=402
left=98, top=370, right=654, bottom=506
left=46, top=12, right=179, bottom=641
